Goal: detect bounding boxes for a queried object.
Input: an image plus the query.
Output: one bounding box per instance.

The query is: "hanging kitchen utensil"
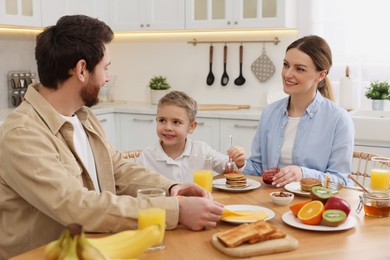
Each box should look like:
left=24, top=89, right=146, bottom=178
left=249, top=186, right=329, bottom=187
left=234, top=44, right=246, bottom=86
left=221, top=45, right=229, bottom=86
left=206, top=45, right=215, bottom=86
left=251, top=44, right=275, bottom=83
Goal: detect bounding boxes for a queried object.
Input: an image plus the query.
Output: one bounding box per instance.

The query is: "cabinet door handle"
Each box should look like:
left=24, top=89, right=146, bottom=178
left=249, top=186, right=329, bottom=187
left=133, top=118, right=154, bottom=123
left=233, top=124, right=257, bottom=129
left=197, top=122, right=205, bottom=126
left=99, top=119, right=107, bottom=123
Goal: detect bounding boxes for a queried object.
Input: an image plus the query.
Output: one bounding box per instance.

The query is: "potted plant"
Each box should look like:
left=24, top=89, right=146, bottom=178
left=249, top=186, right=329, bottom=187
left=364, top=81, right=390, bottom=110
left=148, top=75, right=171, bottom=105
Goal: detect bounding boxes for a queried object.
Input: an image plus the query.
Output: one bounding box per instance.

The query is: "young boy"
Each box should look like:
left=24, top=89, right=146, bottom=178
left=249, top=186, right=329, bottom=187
left=137, top=91, right=246, bottom=183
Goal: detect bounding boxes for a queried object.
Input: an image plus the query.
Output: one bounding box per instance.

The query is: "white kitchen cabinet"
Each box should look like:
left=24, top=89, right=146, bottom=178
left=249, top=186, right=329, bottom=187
left=219, top=119, right=258, bottom=154
left=108, top=0, right=185, bottom=31
left=186, top=0, right=296, bottom=30
left=190, top=117, right=220, bottom=151
left=41, top=0, right=109, bottom=27
left=96, top=113, right=117, bottom=148
left=116, top=113, right=158, bottom=151
left=0, top=0, right=41, bottom=27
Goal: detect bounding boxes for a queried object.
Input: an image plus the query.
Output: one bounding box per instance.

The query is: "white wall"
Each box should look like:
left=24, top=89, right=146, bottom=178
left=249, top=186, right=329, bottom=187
left=0, top=31, right=298, bottom=109
left=0, top=33, right=36, bottom=109
left=108, top=32, right=297, bottom=108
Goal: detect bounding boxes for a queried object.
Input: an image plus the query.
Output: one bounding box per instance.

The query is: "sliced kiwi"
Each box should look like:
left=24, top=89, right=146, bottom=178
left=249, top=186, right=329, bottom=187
left=322, top=209, right=347, bottom=227
left=310, top=186, right=332, bottom=204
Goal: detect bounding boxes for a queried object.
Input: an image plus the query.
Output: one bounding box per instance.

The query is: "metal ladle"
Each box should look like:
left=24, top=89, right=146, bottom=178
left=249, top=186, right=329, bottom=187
left=224, top=135, right=238, bottom=173
left=234, top=45, right=246, bottom=86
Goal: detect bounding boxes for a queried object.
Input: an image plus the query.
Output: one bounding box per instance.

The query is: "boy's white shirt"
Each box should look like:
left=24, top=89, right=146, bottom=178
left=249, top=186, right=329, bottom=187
left=137, top=138, right=244, bottom=183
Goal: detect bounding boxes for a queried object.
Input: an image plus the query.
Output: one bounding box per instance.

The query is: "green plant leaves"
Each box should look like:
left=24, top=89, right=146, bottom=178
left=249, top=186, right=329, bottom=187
left=148, top=75, right=171, bottom=90
left=365, top=81, right=390, bottom=100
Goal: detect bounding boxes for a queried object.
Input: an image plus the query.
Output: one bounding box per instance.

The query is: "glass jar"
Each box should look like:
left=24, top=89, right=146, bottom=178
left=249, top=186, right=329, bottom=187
left=262, top=167, right=280, bottom=185
left=357, top=191, right=390, bottom=217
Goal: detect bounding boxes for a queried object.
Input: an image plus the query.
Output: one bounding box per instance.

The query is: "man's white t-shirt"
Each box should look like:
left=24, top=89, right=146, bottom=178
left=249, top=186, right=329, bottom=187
left=62, top=114, right=100, bottom=193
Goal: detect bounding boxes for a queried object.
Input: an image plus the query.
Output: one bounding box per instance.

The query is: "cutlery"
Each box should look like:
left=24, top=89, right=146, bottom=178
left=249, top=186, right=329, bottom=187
left=224, top=135, right=237, bottom=173
left=347, top=175, right=371, bottom=194
left=221, top=45, right=229, bottom=86
left=234, top=45, right=246, bottom=86
left=206, top=45, right=215, bottom=85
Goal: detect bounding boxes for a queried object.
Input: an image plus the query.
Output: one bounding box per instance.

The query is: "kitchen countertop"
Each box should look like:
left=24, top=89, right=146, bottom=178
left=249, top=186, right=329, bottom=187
left=92, top=101, right=264, bottom=121
left=0, top=102, right=263, bottom=122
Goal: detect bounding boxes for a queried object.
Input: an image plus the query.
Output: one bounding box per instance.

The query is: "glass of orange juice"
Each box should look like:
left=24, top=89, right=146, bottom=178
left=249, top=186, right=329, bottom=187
left=191, top=155, right=213, bottom=192
left=137, top=188, right=166, bottom=251
left=370, top=157, right=390, bottom=191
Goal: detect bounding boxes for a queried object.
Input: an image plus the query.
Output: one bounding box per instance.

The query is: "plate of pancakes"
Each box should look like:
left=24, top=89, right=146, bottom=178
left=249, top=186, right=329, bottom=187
left=213, top=173, right=261, bottom=192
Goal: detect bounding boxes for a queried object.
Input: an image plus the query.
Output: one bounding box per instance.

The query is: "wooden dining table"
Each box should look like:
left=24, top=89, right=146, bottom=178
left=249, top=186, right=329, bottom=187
left=10, top=176, right=390, bottom=260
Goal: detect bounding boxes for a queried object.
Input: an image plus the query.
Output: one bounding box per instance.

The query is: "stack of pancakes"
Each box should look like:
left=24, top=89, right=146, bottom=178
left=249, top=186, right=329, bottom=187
left=224, top=172, right=247, bottom=188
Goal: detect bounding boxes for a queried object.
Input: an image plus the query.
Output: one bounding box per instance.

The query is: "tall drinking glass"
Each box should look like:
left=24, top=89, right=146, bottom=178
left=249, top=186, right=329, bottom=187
left=137, top=188, right=166, bottom=251
left=370, top=157, right=390, bottom=191
left=191, top=155, right=213, bottom=192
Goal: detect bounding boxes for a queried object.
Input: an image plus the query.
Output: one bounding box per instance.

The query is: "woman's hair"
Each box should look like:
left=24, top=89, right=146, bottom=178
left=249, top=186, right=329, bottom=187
left=286, top=35, right=334, bottom=101
left=35, top=15, right=114, bottom=89
left=158, top=91, right=198, bottom=122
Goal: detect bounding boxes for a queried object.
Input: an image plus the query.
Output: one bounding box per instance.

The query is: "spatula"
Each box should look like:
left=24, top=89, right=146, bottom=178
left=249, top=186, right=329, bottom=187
left=221, top=45, right=229, bottom=86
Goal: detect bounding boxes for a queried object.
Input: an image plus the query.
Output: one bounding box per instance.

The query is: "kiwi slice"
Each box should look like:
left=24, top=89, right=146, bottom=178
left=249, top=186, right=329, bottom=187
left=322, top=209, right=346, bottom=227
left=310, top=186, right=332, bottom=204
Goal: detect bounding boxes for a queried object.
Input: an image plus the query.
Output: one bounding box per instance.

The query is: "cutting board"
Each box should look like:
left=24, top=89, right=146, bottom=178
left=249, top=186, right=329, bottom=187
left=211, top=234, right=299, bottom=258
left=199, top=104, right=251, bottom=110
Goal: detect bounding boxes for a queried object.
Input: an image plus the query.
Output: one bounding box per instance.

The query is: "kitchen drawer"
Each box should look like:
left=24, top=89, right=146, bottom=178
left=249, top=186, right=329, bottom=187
left=117, top=113, right=158, bottom=151
left=220, top=119, right=258, bottom=154
left=191, top=117, right=219, bottom=151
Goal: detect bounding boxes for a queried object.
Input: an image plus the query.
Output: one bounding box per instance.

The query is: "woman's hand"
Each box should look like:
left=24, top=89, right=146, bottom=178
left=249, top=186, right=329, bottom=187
left=272, top=165, right=303, bottom=187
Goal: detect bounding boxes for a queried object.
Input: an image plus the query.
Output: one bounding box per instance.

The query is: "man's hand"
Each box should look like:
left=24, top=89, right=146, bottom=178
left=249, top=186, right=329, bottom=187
left=170, top=183, right=212, bottom=199
left=178, top=196, right=224, bottom=231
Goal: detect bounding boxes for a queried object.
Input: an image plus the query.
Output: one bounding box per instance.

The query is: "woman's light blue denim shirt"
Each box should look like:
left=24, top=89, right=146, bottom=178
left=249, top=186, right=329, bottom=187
left=243, top=91, right=355, bottom=186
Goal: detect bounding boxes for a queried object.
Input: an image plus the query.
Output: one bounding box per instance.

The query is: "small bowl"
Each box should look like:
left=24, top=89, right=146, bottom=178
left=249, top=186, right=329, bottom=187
left=270, top=191, right=294, bottom=206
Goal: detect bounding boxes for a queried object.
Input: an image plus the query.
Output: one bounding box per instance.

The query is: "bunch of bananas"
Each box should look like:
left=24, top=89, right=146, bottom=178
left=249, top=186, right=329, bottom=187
left=44, top=223, right=161, bottom=260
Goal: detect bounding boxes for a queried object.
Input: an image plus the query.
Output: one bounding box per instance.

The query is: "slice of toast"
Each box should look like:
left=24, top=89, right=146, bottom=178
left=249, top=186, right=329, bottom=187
left=216, top=223, right=259, bottom=248
left=247, top=220, right=277, bottom=244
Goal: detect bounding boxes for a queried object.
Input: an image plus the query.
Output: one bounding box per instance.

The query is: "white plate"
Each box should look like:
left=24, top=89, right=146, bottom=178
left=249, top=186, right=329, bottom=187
left=282, top=211, right=357, bottom=231
left=284, top=182, right=337, bottom=197
left=213, top=178, right=261, bottom=192
left=284, top=182, right=311, bottom=197
left=222, top=205, right=275, bottom=224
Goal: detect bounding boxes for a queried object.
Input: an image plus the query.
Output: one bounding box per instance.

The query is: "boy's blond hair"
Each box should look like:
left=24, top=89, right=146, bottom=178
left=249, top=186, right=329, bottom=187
left=158, top=91, right=198, bottom=122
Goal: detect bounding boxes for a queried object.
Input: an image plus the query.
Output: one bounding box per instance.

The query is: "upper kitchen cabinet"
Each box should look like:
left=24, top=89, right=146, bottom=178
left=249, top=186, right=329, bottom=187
left=108, top=0, right=185, bottom=31
left=41, top=0, right=109, bottom=27
left=0, top=0, right=41, bottom=27
left=186, top=0, right=296, bottom=30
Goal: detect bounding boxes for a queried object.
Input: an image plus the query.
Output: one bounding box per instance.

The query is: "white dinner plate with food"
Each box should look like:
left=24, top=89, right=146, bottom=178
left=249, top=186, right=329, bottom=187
left=213, top=178, right=261, bottom=192
left=284, top=182, right=311, bottom=197
left=282, top=211, right=357, bottom=231
left=284, top=182, right=337, bottom=197
left=221, top=205, right=275, bottom=224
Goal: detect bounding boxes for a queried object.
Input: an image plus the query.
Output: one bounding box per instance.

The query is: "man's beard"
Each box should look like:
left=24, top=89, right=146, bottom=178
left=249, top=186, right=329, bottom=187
left=81, top=75, right=100, bottom=107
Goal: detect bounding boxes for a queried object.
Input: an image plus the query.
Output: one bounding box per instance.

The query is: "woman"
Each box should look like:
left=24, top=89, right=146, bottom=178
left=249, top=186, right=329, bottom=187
left=243, top=35, right=354, bottom=187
